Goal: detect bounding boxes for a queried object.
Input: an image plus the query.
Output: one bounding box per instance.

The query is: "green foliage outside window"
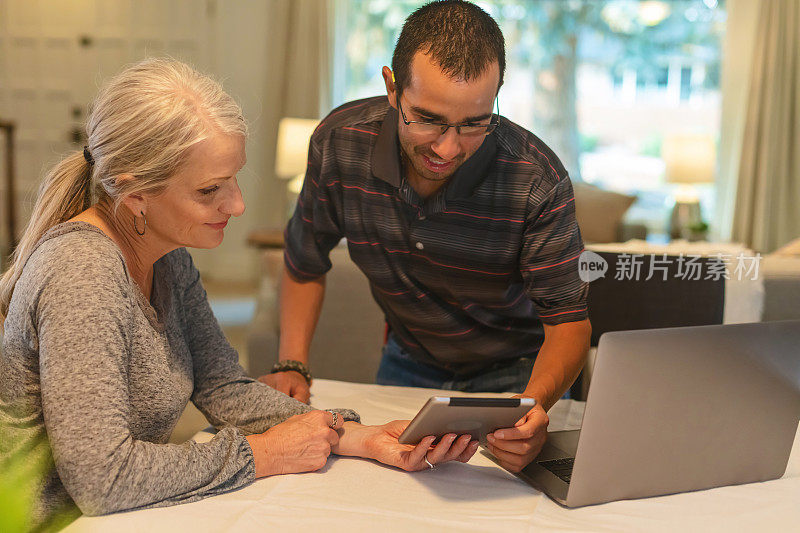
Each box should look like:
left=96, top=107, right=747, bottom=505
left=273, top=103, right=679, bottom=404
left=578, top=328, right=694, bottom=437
left=334, top=0, right=725, bottom=180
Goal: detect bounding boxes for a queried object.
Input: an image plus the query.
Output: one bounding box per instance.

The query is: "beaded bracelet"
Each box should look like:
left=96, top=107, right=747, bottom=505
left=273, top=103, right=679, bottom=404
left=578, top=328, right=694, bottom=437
left=270, top=359, right=312, bottom=385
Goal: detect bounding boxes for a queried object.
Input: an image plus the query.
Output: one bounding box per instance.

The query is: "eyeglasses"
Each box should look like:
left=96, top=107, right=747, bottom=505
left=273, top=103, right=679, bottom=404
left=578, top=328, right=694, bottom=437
left=397, top=97, right=499, bottom=138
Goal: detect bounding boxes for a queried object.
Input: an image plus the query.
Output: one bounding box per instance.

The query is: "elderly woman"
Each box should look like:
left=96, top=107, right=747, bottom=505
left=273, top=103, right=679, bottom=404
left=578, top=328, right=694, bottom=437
left=0, top=59, right=478, bottom=526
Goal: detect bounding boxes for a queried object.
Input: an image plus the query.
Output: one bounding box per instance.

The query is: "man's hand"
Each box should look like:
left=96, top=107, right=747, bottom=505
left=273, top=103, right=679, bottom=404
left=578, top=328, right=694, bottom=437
left=485, top=403, right=549, bottom=472
left=486, top=318, right=590, bottom=472
left=258, top=371, right=311, bottom=404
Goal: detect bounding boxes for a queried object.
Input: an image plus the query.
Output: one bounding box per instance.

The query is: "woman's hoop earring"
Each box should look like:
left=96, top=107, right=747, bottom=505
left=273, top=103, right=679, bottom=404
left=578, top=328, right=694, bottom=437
left=134, top=211, right=147, bottom=236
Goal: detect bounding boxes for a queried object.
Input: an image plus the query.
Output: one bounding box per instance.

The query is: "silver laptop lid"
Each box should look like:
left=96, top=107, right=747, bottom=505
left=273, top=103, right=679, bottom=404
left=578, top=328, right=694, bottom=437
left=567, top=320, right=800, bottom=507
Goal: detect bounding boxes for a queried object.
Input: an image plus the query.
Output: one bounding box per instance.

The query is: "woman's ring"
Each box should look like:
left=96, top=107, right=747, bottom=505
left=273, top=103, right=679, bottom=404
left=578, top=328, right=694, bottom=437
left=328, top=410, right=339, bottom=429
left=424, top=453, right=435, bottom=469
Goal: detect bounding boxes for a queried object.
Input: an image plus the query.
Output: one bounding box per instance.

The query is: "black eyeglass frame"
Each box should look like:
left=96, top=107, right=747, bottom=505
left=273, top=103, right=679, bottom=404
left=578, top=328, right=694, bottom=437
left=396, top=96, right=500, bottom=137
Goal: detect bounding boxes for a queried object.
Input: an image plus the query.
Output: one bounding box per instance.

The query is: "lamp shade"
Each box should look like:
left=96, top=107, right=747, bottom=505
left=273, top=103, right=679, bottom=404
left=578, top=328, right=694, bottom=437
left=275, top=117, right=319, bottom=179
left=662, top=134, right=716, bottom=184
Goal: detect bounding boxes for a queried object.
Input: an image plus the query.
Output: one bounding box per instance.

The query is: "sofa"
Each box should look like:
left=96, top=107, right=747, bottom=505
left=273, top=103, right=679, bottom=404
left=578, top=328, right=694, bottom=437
left=761, top=238, right=800, bottom=321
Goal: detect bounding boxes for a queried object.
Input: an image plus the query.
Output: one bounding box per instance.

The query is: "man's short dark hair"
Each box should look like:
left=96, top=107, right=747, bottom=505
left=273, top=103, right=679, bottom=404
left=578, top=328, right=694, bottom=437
left=392, top=0, right=506, bottom=96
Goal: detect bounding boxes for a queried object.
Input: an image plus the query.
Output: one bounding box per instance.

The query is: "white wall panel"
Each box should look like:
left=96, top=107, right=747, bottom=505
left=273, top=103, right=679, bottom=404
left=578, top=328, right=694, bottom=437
left=0, top=79, right=7, bottom=115
left=170, top=0, right=207, bottom=40
left=132, top=39, right=167, bottom=60
left=6, top=0, right=40, bottom=36
left=94, top=37, right=128, bottom=80
left=0, top=38, right=6, bottom=93
left=39, top=90, right=71, bottom=142
left=7, top=38, right=38, bottom=88
left=15, top=138, right=40, bottom=187
left=94, top=0, right=131, bottom=38
left=9, top=89, right=36, bottom=134
left=170, top=40, right=200, bottom=66
left=132, top=0, right=168, bottom=40
left=41, top=0, right=86, bottom=39
left=42, top=38, right=73, bottom=91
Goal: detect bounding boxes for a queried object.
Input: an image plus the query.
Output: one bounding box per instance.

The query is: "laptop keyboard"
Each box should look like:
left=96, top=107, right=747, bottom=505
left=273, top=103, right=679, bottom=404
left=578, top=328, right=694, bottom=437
left=537, top=458, right=574, bottom=483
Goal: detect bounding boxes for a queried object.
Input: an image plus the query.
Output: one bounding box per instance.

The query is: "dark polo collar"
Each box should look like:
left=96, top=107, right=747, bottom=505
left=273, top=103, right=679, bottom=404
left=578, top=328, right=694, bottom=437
left=371, top=105, right=498, bottom=200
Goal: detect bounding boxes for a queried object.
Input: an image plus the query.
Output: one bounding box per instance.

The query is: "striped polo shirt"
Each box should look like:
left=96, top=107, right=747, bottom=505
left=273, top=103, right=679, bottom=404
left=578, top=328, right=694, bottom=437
left=284, top=96, right=588, bottom=376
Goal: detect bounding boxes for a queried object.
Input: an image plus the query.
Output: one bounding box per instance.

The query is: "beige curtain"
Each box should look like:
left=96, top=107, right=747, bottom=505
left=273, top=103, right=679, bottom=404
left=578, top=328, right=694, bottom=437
left=730, top=0, right=800, bottom=253
left=262, top=0, right=331, bottom=226
left=715, top=0, right=758, bottom=243
left=246, top=0, right=332, bottom=375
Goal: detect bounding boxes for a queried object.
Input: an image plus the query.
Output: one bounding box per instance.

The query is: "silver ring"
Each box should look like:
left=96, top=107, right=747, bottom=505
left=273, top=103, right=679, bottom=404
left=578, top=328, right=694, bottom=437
left=424, top=453, right=435, bottom=469
left=327, top=410, right=339, bottom=429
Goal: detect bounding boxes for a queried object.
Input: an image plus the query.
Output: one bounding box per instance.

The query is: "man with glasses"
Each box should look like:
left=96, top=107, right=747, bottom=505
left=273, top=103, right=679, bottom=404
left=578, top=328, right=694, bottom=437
left=265, top=0, right=591, bottom=471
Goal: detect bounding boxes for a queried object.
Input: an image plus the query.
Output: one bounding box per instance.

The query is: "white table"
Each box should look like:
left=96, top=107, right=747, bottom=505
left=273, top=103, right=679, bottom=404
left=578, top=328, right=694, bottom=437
left=66, top=379, right=800, bottom=532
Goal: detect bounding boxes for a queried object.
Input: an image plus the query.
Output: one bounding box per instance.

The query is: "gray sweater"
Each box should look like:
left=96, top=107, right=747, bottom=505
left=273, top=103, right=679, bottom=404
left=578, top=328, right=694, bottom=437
left=0, top=222, right=358, bottom=522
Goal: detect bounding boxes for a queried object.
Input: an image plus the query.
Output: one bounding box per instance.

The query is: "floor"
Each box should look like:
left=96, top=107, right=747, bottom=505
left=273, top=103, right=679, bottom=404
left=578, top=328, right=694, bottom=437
left=168, top=278, right=259, bottom=443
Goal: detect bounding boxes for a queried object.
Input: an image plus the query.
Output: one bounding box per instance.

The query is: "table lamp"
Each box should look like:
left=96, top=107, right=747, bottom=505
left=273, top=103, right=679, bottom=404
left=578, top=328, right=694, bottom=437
left=275, top=117, right=319, bottom=217
left=661, top=133, right=716, bottom=240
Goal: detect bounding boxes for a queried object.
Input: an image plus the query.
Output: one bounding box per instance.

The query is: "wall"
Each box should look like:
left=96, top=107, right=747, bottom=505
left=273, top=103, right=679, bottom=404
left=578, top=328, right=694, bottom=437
left=0, top=0, right=286, bottom=283
left=190, top=0, right=283, bottom=283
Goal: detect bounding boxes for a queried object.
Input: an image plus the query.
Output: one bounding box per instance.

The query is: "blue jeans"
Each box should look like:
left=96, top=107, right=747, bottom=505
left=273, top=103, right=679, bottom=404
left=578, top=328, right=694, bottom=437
left=376, top=334, right=537, bottom=394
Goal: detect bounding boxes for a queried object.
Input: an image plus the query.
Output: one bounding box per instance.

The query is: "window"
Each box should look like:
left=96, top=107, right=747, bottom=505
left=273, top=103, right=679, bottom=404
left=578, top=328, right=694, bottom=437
left=332, top=0, right=726, bottom=238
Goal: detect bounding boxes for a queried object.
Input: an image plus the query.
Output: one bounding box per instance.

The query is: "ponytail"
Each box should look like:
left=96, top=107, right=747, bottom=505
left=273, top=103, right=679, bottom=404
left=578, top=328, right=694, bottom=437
left=0, top=151, right=93, bottom=319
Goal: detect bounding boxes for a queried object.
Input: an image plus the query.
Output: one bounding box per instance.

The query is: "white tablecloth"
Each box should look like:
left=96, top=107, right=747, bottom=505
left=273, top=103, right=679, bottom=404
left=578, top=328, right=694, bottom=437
left=65, top=379, right=800, bottom=532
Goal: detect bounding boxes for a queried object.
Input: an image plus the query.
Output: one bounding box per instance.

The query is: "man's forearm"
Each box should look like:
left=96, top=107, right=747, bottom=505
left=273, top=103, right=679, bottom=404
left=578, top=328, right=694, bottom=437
left=523, top=319, right=591, bottom=411
left=278, top=267, right=326, bottom=365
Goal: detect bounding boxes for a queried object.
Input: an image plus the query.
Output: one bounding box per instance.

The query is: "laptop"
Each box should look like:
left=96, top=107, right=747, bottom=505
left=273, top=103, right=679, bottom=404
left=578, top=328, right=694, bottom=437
left=493, top=320, right=800, bottom=507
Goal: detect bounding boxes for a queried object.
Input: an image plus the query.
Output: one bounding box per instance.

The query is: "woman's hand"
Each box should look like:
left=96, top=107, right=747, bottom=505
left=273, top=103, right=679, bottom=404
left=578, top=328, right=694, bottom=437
left=246, top=410, right=342, bottom=478
left=335, top=420, right=479, bottom=472
left=257, top=371, right=311, bottom=403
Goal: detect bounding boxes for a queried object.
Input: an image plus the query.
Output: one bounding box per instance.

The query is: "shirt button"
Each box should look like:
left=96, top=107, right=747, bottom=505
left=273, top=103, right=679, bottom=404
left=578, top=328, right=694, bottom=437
left=415, top=242, right=424, bottom=250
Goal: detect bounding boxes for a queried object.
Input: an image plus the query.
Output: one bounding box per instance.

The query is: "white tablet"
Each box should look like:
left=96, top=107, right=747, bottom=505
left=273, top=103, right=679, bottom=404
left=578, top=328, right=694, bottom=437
left=397, top=396, right=536, bottom=445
